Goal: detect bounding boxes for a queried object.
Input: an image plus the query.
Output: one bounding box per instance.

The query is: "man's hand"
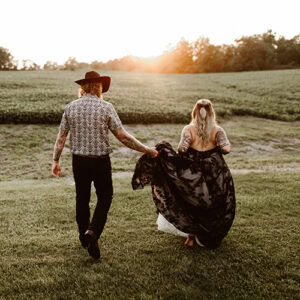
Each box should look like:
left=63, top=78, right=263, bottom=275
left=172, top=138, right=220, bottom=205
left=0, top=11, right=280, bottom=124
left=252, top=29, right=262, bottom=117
left=52, top=161, right=62, bottom=178
left=147, top=147, right=158, bottom=158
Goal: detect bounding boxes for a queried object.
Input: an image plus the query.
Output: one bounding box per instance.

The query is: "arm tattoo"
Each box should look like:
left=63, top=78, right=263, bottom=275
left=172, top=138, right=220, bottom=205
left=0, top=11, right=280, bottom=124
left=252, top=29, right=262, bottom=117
left=53, top=129, right=69, bottom=161
left=178, top=132, right=192, bottom=152
left=113, top=128, right=148, bottom=153
left=119, top=134, right=148, bottom=152
left=216, top=130, right=230, bottom=148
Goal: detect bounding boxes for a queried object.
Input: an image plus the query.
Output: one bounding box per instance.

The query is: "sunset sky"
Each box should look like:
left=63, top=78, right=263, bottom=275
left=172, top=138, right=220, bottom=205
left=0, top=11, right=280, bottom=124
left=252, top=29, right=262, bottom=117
left=1, top=0, right=299, bottom=66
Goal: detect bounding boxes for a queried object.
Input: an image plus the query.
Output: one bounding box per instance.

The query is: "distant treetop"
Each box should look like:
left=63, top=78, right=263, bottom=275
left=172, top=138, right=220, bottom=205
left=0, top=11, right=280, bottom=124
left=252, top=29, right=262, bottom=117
left=1, top=30, right=300, bottom=73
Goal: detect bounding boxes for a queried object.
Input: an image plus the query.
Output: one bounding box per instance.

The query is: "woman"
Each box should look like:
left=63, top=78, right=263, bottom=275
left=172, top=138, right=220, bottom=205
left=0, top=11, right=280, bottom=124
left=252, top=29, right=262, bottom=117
left=132, top=99, right=235, bottom=249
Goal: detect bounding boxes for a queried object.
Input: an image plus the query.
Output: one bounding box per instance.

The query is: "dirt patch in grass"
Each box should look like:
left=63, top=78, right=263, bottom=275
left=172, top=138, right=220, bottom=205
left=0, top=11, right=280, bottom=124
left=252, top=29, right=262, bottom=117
left=237, top=139, right=300, bottom=154
left=231, top=165, right=300, bottom=174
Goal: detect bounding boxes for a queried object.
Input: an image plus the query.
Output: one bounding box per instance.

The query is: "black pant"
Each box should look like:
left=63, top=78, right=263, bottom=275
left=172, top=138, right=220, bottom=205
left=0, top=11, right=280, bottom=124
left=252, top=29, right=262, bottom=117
left=72, top=154, right=113, bottom=239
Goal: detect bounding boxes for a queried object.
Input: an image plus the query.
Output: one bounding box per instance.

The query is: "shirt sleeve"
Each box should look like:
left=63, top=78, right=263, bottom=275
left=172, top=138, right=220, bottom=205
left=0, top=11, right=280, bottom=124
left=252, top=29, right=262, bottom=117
left=108, top=103, right=122, bottom=131
left=59, top=109, right=70, bottom=132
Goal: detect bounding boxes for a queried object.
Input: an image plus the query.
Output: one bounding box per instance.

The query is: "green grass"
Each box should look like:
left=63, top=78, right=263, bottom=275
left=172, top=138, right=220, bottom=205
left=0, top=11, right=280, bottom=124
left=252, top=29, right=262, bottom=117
left=1, top=117, right=299, bottom=299
left=0, top=69, right=300, bottom=123
left=0, top=173, right=299, bottom=299
left=1, top=117, right=299, bottom=181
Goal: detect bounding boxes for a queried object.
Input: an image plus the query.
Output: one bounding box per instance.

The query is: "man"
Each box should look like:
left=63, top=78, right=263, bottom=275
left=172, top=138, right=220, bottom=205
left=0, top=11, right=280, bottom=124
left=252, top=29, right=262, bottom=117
left=52, top=71, right=157, bottom=260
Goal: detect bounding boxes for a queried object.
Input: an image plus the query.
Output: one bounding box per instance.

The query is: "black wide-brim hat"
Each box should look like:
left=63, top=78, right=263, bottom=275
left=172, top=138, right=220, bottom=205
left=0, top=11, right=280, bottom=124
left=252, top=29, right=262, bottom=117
left=75, top=71, right=111, bottom=93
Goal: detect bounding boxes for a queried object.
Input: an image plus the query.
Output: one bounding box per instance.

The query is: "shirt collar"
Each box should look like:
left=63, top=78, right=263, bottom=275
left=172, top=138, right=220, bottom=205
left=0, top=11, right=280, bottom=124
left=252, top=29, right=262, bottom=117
left=83, top=94, right=101, bottom=100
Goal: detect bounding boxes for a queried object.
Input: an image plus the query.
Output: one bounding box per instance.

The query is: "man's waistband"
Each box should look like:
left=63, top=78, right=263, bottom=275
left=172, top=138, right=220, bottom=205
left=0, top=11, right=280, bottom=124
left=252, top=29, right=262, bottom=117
left=73, top=153, right=109, bottom=159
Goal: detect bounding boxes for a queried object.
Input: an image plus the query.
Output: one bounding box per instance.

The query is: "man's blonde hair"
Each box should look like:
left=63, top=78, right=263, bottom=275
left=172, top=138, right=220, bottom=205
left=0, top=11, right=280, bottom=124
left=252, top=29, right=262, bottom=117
left=190, top=99, right=216, bottom=145
left=78, top=82, right=103, bottom=98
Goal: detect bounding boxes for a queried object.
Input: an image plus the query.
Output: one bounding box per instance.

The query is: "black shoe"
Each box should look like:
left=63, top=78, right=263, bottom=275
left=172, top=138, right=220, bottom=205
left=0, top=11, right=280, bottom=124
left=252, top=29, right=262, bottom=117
left=84, top=230, right=100, bottom=260
left=79, top=234, right=88, bottom=249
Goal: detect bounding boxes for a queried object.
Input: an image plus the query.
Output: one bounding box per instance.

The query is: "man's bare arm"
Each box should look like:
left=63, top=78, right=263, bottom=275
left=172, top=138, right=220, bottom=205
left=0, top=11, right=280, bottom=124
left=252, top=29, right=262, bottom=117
left=53, top=129, right=69, bottom=162
left=112, top=127, right=157, bottom=156
left=178, top=127, right=192, bottom=152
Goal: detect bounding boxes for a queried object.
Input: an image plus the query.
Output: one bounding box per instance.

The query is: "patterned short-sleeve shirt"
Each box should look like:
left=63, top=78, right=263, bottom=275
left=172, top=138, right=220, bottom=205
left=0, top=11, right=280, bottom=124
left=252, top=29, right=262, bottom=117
left=59, top=94, right=122, bottom=156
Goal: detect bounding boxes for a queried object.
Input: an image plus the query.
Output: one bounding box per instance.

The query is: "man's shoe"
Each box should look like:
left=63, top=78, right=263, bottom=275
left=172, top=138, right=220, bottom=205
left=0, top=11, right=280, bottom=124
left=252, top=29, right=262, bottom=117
left=84, top=230, right=100, bottom=260
left=79, top=234, right=88, bottom=249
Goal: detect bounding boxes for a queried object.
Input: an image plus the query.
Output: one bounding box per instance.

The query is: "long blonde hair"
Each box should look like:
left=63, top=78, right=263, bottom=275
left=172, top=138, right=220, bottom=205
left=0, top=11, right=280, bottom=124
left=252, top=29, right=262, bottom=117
left=78, top=82, right=103, bottom=98
left=190, top=99, right=216, bottom=145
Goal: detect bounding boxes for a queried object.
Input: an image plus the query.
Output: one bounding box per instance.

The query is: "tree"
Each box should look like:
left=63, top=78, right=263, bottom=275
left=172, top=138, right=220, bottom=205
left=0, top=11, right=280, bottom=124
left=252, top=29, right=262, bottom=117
left=193, top=38, right=226, bottom=72
left=155, top=39, right=195, bottom=73
left=193, top=38, right=210, bottom=60
left=172, top=39, right=194, bottom=73
left=276, top=34, right=300, bottom=65
left=63, top=57, right=79, bottom=71
left=155, top=51, right=176, bottom=73
left=193, top=37, right=211, bottom=72
left=195, top=44, right=225, bottom=73
left=220, top=44, right=236, bottom=71
left=104, top=57, right=137, bottom=71
left=0, top=47, right=16, bottom=70
left=77, top=62, right=90, bottom=69
left=91, top=60, right=106, bottom=70
left=234, top=30, right=277, bottom=70
left=21, top=59, right=41, bottom=71
left=43, top=61, right=59, bottom=70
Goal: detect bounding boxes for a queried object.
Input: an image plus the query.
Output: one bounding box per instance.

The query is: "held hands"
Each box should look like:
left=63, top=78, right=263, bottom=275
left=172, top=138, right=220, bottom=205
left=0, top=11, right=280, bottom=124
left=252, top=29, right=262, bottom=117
left=52, top=161, right=62, bottom=178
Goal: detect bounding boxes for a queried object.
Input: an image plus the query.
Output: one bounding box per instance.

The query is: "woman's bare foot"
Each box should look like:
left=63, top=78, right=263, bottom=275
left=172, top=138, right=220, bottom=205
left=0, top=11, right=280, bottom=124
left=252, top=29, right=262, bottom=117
left=184, top=234, right=195, bottom=248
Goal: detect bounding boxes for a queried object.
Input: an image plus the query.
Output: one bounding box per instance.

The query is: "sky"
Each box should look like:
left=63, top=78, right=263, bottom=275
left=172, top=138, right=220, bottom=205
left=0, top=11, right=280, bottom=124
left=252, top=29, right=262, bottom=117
left=1, top=0, right=299, bottom=66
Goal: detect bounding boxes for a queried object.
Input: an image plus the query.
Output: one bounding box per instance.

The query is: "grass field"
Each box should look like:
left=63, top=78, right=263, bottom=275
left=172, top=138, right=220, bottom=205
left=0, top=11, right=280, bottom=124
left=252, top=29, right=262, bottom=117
left=0, top=70, right=299, bottom=299
left=0, top=69, right=300, bottom=123
left=0, top=114, right=300, bottom=299
left=1, top=117, right=299, bottom=181
left=0, top=173, right=299, bottom=299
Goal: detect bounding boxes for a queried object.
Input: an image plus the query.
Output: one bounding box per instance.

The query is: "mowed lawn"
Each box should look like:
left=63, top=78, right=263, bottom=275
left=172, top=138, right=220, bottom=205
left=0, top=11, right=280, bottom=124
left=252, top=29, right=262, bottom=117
left=0, top=118, right=299, bottom=299
left=0, top=173, right=299, bottom=299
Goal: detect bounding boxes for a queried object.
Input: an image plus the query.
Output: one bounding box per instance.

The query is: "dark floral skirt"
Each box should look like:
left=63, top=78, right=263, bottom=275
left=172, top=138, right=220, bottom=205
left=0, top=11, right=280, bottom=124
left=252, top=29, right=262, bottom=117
left=132, top=141, right=236, bottom=249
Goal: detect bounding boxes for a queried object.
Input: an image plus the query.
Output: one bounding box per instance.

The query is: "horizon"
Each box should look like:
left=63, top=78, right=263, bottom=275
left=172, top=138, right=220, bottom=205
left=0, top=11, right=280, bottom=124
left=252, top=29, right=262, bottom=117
left=1, top=0, right=300, bottom=66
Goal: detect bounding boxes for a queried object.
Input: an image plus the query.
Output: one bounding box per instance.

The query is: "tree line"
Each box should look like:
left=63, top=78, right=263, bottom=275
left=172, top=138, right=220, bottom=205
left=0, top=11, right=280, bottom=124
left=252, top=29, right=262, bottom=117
left=1, top=30, right=299, bottom=73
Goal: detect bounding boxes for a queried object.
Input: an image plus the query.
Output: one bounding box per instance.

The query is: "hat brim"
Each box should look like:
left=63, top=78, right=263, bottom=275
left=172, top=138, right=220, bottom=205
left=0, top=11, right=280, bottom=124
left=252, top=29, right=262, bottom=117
left=75, top=76, right=111, bottom=93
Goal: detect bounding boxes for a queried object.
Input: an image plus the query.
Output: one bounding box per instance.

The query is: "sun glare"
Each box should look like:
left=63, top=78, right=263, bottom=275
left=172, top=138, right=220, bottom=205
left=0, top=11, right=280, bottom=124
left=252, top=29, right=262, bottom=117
left=0, top=0, right=299, bottom=66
